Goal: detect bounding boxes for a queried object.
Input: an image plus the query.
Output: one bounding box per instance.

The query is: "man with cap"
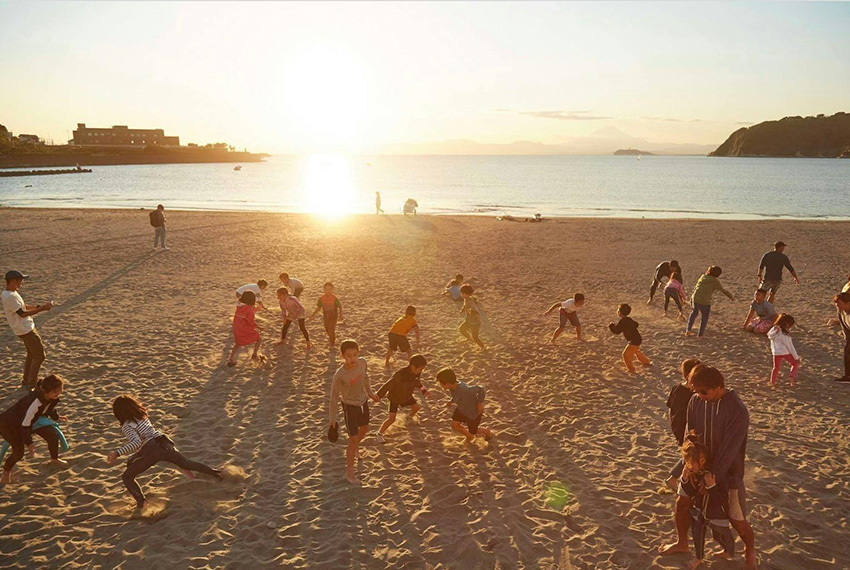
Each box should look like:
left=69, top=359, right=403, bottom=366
left=758, top=241, right=800, bottom=303
left=2, top=271, right=53, bottom=389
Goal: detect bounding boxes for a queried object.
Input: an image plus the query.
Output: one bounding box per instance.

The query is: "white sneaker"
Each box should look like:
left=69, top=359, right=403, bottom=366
left=375, top=433, right=385, bottom=444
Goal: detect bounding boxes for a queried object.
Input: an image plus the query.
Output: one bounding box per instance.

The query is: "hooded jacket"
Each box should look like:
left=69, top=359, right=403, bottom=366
left=685, top=389, right=749, bottom=491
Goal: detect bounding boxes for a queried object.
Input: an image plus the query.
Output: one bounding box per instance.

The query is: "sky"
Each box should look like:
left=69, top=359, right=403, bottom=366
left=1, top=1, right=848, bottom=154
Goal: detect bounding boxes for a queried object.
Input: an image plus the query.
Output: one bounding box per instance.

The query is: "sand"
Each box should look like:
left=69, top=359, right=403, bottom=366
left=0, top=209, right=847, bottom=569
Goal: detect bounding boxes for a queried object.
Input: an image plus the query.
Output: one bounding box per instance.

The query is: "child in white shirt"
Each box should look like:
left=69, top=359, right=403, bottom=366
left=768, top=313, right=801, bottom=386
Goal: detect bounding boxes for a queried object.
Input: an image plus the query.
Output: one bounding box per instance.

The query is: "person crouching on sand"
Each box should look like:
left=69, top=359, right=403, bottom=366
left=105, top=395, right=222, bottom=510
left=768, top=314, right=800, bottom=386
left=544, top=293, right=585, bottom=343
left=609, top=303, right=651, bottom=373
left=275, top=287, right=312, bottom=350
left=686, top=266, right=734, bottom=338
left=227, top=291, right=265, bottom=366
left=385, top=306, right=420, bottom=367
left=375, top=354, right=429, bottom=444
left=436, top=368, right=492, bottom=442
left=664, top=273, right=688, bottom=321
left=327, top=340, right=379, bottom=484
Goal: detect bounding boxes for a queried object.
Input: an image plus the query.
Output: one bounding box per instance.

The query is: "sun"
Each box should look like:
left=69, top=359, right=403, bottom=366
left=300, top=153, right=357, bottom=217
left=282, top=46, right=369, bottom=150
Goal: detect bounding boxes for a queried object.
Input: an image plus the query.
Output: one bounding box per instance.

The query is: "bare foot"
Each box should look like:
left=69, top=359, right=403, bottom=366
left=1, top=470, right=11, bottom=485
left=687, top=557, right=704, bottom=570
left=180, top=468, right=196, bottom=479
left=226, top=360, right=236, bottom=367
left=641, top=361, right=653, bottom=367
left=627, top=368, right=638, bottom=374
left=482, top=430, right=493, bottom=441
left=710, top=549, right=735, bottom=560
left=50, top=458, right=68, bottom=467
left=744, top=552, right=757, bottom=569
left=273, top=341, right=284, bottom=346
left=465, top=434, right=475, bottom=443
left=646, top=299, right=653, bottom=305
left=658, top=542, right=689, bottom=555
left=685, top=331, right=695, bottom=337
left=346, top=472, right=361, bottom=485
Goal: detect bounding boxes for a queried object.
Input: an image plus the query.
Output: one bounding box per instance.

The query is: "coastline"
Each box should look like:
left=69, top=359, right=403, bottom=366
left=1, top=208, right=847, bottom=569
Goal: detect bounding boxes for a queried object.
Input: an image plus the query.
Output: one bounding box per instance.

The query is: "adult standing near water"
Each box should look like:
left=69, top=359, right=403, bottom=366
left=2, top=271, right=53, bottom=389
left=758, top=241, right=799, bottom=303
left=647, top=260, right=682, bottom=305
left=375, top=192, right=384, bottom=214
left=149, top=204, right=169, bottom=251
left=828, top=292, right=850, bottom=382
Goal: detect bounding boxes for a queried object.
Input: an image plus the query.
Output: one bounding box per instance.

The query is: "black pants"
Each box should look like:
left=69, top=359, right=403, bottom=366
left=281, top=319, right=309, bottom=342
left=0, top=424, right=24, bottom=472
left=844, top=340, right=850, bottom=378
left=33, top=426, right=60, bottom=459
left=122, top=436, right=219, bottom=505
left=649, top=272, right=667, bottom=301
left=664, top=290, right=683, bottom=312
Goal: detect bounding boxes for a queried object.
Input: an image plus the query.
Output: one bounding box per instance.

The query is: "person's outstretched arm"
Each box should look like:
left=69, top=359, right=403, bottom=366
left=785, top=257, right=799, bottom=283
left=544, top=302, right=560, bottom=315
left=328, top=375, right=340, bottom=426
left=742, top=308, right=755, bottom=329
left=718, top=283, right=734, bottom=301
left=413, top=325, right=421, bottom=345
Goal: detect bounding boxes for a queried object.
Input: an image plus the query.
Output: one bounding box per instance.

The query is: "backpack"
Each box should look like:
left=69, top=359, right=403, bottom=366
left=149, top=211, right=161, bottom=227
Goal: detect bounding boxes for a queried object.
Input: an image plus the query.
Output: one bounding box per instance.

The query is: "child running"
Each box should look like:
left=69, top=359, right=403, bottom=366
left=686, top=266, right=734, bottom=338
left=544, top=293, right=585, bottom=343
left=678, top=433, right=736, bottom=570
left=227, top=290, right=265, bottom=366
left=385, top=306, right=420, bottom=367
left=665, top=358, right=700, bottom=489
left=0, top=374, right=65, bottom=484
left=436, top=368, right=492, bottom=442
left=105, top=395, right=222, bottom=510
left=309, top=282, right=343, bottom=347
left=458, top=285, right=485, bottom=349
left=663, top=273, right=688, bottom=321
left=328, top=340, right=379, bottom=484
left=608, top=303, right=652, bottom=373
left=768, top=313, right=801, bottom=386
left=275, top=287, right=312, bottom=350
left=375, top=354, right=429, bottom=443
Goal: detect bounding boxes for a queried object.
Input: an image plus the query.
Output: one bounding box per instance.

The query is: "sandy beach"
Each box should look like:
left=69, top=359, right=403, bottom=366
left=0, top=208, right=847, bottom=569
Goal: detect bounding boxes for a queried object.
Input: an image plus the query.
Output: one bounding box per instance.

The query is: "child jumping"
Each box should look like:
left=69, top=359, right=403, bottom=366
left=459, top=285, right=485, bottom=349
left=768, top=313, right=801, bottom=386
left=105, top=395, right=222, bottom=510
left=327, top=340, right=379, bottom=484
left=436, top=368, right=492, bottom=442
left=385, top=306, right=420, bottom=367
left=663, top=273, right=688, bottom=321
left=309, top=281, right=343, bottom=346
left=609, top=303, right=652, bottom=373
left=227, top=290, right=264, bottom=366
left=0, top=374, right=66, bottom=484
left=678, top=432, right=736, bottom=569
left=275, top=287, right=312, bottom=350
left=544, top=293, right=585, bottom=343
left=375, top=354, right=429, bottom=444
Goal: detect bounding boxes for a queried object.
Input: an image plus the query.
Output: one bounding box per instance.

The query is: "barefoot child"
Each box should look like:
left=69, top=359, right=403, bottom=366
left=544, top=293, right=585, bottom=342
left=235, top=280, right=268, bottom=311
left=375, top=354, right=429, bottom=443
left=105, top=395, right=222, bottom=510
left=742, top=288, right=777, bottom=334
left=444, top=275, right=462, bottom=301
left=328, top=340, right=379, bottom=484
left=0, top=374, right=65, bottom=484
left=275, top=287, right=312, bottom=350
left=436, top=368, right=492, bottom=442
left=679, top=433, right=736, bottom=569
left=309, top=282, right=343, bottom=346
left=665, top=358, right=701, bottom=489
left=768, top=313, right=801, bottom=386
left=686, top=266, right=734, bottom=338
left=459, top=285, right=485, bottom=349
left=385, top=306, right=420, bottom=366
left=609, top=303, right=652, bottom=373
left=664, top=273, right=688, bottom=321
left=227, top=291, right=265, bottom=366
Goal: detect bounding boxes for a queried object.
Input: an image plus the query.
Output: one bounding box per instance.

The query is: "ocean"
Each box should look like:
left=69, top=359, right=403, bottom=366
left=1, top=154, right=848, bottom=219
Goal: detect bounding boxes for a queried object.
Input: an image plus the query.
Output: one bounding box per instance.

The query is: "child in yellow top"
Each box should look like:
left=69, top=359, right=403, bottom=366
left=385, top=305, right=421, bottom=367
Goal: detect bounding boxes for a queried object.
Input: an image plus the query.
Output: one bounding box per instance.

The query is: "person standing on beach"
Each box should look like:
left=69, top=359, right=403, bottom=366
left=279, top=273, right=304, bottom=298
left=686, top=267, right=734, bottom=338
left=544, top=293, right=585, bottom=343
left=385, top=306, right=420, bottom=366
left=659, top=364, right=756, bottom=570
left=327, top=340, right=379, bottom=484
left=648, top=260, right=682, bottom=304
left=458, top=285, right=485, bottom=349
left=309, top=281, right=343, bottom=347
left=227, top=291, right=265, bottom=366
left=758, top=241, right=799, bottom=303
left=2, top=270, right=53, bottom=389
left=375, top=191, right=384, bottom=214
left=275, top=287, right=311, bottom=350
left=827, top=292, right=850, bottom=382
left=149, top=204, right=169, bottom=251
left=768, top=314, right=801, bottom=386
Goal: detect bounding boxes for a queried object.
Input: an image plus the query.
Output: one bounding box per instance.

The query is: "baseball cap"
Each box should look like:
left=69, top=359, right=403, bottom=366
left=4, top=270, right=29, bottom=281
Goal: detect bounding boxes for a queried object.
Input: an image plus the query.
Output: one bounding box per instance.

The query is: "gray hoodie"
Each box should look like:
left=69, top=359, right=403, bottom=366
left=686, top=389, right=749, bottom=491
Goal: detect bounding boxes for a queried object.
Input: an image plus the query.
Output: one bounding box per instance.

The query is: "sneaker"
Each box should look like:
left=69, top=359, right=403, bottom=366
left=375, top=433, right=385, bottom=444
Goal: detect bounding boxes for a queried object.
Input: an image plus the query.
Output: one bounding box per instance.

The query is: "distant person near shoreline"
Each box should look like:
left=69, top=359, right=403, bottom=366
left=375, top=192, right=384, bottom=214
left=758, top=241, right=799, bottom=303
left=2, top=270, right=53, bottom=389
left=149, top=205, right=169, bottom=251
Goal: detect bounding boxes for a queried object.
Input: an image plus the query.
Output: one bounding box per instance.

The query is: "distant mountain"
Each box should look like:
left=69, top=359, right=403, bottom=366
left=381, top=127, right=717, bottom=156
left=614, top=149, right=654, bottom=156
left=711, top=112, right=850, bottom=158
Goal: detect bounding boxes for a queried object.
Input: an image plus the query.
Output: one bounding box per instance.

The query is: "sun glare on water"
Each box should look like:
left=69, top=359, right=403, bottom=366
left=300, top=154, right=357, bottom=217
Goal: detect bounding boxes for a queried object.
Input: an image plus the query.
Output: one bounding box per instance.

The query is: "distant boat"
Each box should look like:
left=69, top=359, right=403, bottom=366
left=233, top=165, right=242, bottom=171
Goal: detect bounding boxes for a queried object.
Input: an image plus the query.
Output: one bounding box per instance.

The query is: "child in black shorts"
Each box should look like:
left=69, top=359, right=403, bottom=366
left=436, top=368, right=492, bottom=442
left=375, top=354, right=429, bottom=443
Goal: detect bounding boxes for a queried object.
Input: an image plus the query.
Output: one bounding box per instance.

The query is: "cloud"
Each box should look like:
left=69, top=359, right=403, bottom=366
left=641, top=116, right=706, bottom=123
left=519, top=110, right=612, bottom=121
left=734, top=121, right=754, bottom=125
